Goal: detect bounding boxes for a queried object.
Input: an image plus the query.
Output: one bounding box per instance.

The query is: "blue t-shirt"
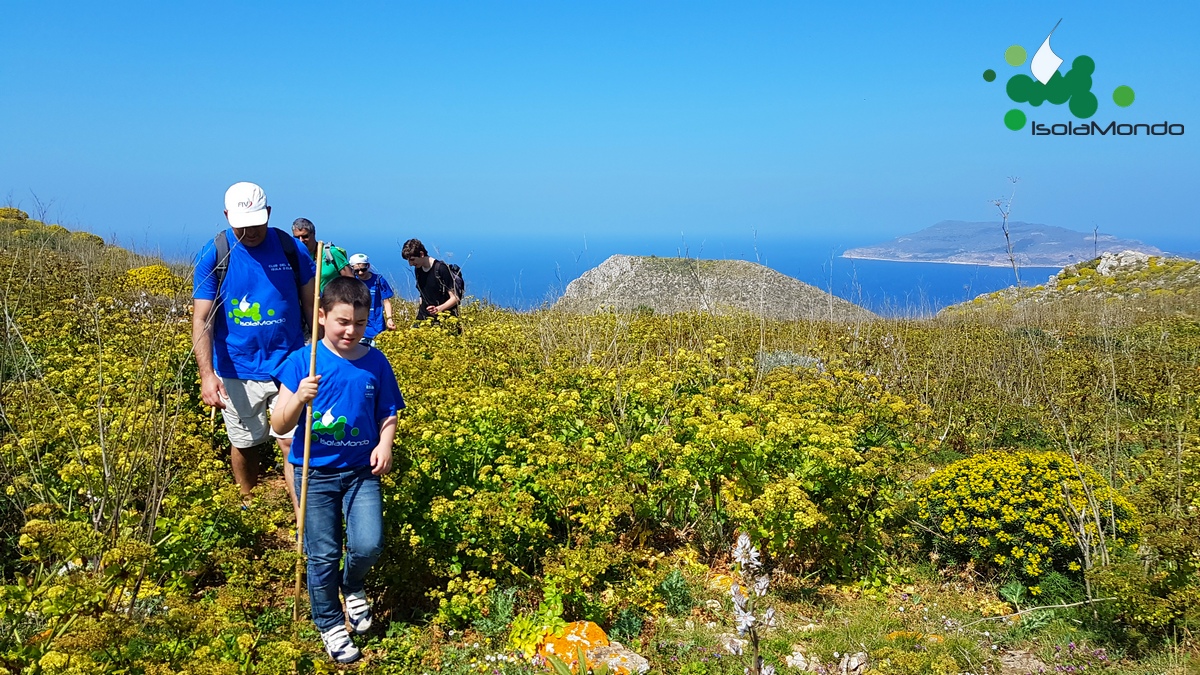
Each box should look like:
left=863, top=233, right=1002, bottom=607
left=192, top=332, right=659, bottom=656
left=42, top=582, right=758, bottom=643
left=362, top=272, right=396, bottom=339
left=193, top=229, right=316, bottom=380
left=274, top=341, right=404, bottom=468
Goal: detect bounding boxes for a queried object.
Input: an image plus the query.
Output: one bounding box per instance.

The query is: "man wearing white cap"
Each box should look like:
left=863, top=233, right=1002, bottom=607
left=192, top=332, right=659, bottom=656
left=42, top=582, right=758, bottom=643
left=191, top=182, right=316, bottom=513
left=349, top=253, right=395, bottom=344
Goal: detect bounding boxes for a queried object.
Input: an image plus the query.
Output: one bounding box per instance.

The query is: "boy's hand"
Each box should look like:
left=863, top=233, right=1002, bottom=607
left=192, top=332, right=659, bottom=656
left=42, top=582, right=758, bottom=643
left=370, top=445, right=393, bottom=475
left=295, top=375, right=321, bottom=404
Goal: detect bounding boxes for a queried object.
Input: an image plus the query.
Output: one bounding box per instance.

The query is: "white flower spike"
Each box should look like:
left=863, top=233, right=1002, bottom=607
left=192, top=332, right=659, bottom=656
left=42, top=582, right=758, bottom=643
left=732, top=533, right=760, bottom=569
left=754, top=574, right=770, bottom=597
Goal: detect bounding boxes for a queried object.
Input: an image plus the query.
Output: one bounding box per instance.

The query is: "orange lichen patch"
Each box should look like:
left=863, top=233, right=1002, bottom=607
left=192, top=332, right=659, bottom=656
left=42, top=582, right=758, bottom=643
left=537, top=621, right=609, bottom=668
left=886, top=631, right=944, bottom=644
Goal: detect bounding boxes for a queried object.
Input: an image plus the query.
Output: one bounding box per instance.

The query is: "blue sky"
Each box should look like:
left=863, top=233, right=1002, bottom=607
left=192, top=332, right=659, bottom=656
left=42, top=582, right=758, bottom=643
left=3, top=1, right=1198, bottom=301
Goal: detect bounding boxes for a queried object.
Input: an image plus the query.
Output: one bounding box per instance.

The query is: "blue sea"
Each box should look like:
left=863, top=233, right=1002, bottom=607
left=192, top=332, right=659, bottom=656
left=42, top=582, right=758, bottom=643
left=351, top=231, right=1061, bottom=317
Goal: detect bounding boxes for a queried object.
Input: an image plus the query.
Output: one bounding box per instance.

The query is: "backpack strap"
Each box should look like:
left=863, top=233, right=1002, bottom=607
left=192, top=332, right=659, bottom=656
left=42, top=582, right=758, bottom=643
left=274, top=229, right=304, bottom=293
left=214, top=230, right=231, bottom=297
left=273, top=229, right=310, bottom=332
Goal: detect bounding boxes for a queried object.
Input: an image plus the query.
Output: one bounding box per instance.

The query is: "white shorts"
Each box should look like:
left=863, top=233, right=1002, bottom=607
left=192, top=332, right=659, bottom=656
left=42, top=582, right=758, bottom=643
left=219, top=377, right=295, bottom=449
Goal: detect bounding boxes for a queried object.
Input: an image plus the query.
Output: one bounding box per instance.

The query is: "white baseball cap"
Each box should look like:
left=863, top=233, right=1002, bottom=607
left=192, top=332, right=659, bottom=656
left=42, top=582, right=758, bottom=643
left=224, top=182, right=270, bottom=228
left=349, top=253, right=369, bottom=266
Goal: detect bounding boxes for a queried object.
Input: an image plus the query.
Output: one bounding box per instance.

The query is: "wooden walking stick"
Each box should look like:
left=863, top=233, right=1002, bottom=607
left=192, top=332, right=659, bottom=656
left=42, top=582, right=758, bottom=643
left=293, top=242, right=324, bottom=622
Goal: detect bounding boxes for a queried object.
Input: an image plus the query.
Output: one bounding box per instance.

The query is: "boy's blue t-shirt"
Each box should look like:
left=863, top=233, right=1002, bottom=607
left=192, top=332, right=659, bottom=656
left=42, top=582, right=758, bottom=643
left=275, top=341, right=404, bottom=468
left=193, top=229, right=316, bottom=380
left=363, top=273, right=396, bottom=339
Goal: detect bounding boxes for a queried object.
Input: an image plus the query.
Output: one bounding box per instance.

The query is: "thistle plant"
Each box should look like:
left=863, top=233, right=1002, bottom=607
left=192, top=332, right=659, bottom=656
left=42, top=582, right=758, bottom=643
left=730, top=533, right=777, bottom=675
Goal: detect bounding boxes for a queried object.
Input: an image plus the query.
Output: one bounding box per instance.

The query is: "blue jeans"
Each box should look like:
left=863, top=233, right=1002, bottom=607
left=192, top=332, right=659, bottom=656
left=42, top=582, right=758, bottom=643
left=294, top=464, right=383, bottom=632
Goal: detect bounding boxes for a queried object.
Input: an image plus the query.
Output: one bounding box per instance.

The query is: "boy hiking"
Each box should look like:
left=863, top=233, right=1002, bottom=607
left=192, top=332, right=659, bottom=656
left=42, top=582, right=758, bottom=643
left=271, top=276, right=404, bottom=664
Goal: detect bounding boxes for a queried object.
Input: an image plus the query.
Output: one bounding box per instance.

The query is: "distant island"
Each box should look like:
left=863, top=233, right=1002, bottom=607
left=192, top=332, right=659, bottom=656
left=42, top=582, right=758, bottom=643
left=842, top=220, right=1162, bottom=268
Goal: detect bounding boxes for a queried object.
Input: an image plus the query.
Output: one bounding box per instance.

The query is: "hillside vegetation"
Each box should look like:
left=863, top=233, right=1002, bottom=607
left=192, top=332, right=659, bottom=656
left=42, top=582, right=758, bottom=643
left=1, top=212, right=1198, bottom=674
left=945, top=250, right=1200, bottom=316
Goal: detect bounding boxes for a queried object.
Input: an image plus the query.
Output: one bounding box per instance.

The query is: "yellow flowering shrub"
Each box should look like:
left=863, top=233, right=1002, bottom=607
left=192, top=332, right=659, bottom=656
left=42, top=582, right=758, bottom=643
left=118, top=264, right=187, bottom=296
left=0, top=236, right=303, bottom=672
left=917, top=451, right=1138, bottom=581
left=376, top=322, right=936, bottom=621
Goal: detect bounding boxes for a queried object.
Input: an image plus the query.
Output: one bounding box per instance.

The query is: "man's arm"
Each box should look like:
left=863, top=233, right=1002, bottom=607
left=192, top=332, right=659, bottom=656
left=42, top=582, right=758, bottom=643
left=334, top=247, right=354, bottom=277
left=383, top=297, right=395, bottom=330
left=299, top=279, right=316, bottom=332
left=426, top=264, right=460, bottom=314
left=191, top=299, right=227, bottom=409
left=441, top=264, right=460, bottom=310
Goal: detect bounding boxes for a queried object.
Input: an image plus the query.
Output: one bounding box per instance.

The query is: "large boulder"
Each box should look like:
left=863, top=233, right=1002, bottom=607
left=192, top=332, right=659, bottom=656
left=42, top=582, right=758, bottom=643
left=555, top=255, right=874, bottom=322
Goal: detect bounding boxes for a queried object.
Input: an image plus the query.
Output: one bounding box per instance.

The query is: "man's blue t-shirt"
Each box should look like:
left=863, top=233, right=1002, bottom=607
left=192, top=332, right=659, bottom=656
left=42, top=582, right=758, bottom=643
left=193, top=229, right=316, bottom=380
left=274, top=341, right=404, bottom=468
left=362, top=273, right=395, bottom=339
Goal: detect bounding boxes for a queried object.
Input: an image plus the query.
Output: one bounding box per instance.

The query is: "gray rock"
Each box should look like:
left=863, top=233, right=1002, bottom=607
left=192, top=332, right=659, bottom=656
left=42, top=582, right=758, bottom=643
left=998, top=649, right=1048, bottom=675
left=588, top=644, right=650, bottom=674
left=838, top=651, right=868, bottom=675
left=1095, top=249, right=1152, bottom=276
left=714, top=633, right=747, bottom=655
left=785, top=645, right=822, bottom=671
left=756, top=350, right=824, bottom=375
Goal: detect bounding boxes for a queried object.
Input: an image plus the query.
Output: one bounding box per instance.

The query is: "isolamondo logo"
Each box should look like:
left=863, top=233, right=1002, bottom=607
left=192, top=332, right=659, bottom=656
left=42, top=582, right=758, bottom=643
left=983, top=20, right=1183, bottom=136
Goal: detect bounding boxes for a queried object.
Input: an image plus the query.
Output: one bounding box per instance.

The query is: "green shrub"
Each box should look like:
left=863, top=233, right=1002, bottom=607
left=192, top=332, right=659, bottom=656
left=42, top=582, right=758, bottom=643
left=657, top=568, right=693, bottom=616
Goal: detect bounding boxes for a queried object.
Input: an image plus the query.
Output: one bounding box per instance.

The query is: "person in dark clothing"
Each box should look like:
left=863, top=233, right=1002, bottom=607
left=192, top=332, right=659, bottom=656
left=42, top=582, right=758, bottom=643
left=401, top=238, right=460, bottom=322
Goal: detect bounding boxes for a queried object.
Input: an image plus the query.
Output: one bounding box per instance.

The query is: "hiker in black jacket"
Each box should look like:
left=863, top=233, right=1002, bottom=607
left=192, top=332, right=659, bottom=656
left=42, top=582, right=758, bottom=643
left=401, top=238, right=460, bottom=321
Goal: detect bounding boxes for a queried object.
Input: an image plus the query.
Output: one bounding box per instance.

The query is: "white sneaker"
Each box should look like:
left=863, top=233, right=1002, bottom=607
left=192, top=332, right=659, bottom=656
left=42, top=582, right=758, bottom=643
left=321, top=625, right=361, bottom=664
left=345, top=590, right=372, bottom=634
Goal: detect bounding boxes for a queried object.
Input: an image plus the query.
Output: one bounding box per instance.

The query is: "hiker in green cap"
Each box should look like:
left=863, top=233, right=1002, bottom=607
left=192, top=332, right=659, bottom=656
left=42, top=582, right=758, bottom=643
left=292, top=218, right=353, bottom=291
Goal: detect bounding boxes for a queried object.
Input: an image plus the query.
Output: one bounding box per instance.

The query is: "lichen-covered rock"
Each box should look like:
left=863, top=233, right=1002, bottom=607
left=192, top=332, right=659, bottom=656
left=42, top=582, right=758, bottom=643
left=537, top=621, right=608, bottom=664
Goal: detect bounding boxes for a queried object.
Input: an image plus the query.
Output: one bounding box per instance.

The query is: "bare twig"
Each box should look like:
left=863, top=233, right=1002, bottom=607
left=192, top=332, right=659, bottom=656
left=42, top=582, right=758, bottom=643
left=959, top=597, right=1117, bottom=628
left=989, top=177, right=1021, bottom=286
